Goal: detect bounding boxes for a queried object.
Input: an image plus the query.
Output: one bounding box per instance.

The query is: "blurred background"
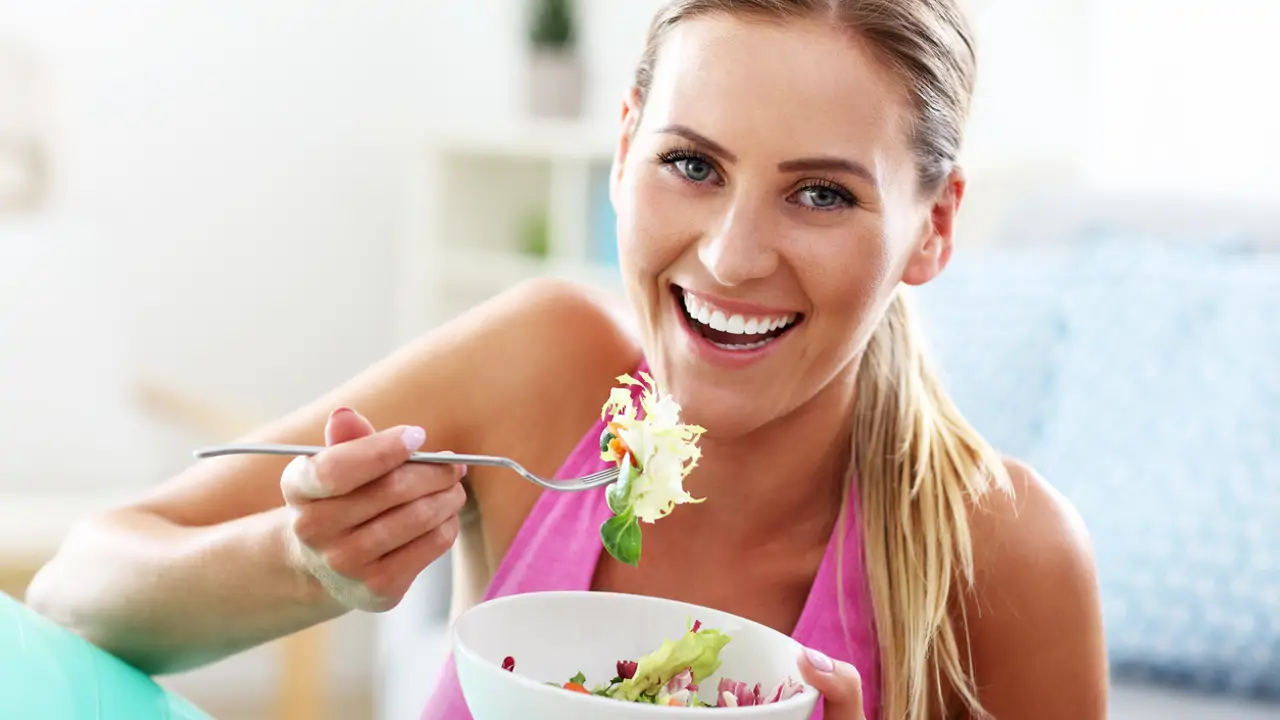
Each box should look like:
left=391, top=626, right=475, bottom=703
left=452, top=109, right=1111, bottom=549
left=1, top=1, right=1276, bottom=719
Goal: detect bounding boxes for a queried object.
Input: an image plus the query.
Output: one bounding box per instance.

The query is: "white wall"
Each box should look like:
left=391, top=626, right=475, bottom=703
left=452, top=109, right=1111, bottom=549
left=1, top=0, right=438, bottom=709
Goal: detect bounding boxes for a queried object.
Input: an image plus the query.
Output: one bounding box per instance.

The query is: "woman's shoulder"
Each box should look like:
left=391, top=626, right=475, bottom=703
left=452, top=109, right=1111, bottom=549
left=964, top=458, right=1100, bottom=624
left=466, top=275, right=641, bottom=400
left=959, top=458, right=1108, bottom=715
left=969, top=458, right=1095, bottom=582
left=435, top=276, right=642, bottom=443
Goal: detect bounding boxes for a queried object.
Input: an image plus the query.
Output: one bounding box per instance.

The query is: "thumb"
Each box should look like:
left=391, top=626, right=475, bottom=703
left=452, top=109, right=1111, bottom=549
left=325, top=406, right=376, bottom=446
left=798, top=647, right=865, bottom=720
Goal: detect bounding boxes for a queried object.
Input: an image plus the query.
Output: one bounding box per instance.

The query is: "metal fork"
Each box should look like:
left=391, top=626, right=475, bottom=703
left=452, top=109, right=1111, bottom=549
left=192, top=443, right=620, bottom=492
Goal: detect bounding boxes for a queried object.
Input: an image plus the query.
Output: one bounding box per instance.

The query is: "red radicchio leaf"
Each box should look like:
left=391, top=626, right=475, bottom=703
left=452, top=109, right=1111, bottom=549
left=616, top=660, right=638, bottom=679
left=501, top=656, right=515, bottom=672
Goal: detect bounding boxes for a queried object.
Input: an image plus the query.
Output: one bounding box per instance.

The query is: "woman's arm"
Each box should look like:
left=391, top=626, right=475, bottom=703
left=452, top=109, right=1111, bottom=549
left=24, top=277, right=637, bottom=674
left=961, top=459, right=1109, bottom=718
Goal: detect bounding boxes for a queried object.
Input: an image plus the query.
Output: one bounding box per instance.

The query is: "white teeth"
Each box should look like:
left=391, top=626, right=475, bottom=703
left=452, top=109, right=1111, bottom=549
left=680, top=289, right=796, bottom=336
left=711, top=337, right=775, bottom=351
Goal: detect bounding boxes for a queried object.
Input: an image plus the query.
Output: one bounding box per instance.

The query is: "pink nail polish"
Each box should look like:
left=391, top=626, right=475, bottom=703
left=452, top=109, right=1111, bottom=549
left=805, top=647, right=834, bottom=673
left=401, top=426, right=426, bottom=451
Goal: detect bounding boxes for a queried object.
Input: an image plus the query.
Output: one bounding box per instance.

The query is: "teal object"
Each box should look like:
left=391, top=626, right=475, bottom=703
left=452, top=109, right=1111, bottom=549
left=0, top=592, right=212, bottom=719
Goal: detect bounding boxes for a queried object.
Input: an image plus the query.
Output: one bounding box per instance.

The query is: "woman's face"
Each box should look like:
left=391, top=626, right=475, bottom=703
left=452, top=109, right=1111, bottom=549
left=611, top=15, right=959, bottom=437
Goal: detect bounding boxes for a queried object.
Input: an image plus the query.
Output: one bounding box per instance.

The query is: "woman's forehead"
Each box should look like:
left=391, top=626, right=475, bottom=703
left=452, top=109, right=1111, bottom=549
left=642, top=16, right=914, bottom=167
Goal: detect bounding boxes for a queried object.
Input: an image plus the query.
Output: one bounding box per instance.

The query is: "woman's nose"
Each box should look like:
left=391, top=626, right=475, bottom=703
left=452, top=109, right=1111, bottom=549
left=696, top=201, right=780, bottom=287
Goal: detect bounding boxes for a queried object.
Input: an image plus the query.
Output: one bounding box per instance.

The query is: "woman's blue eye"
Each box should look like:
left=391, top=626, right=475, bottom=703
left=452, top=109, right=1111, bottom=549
left=797, top=186, right=845, bottom=209
left=676, top=158, right=713, bottom=183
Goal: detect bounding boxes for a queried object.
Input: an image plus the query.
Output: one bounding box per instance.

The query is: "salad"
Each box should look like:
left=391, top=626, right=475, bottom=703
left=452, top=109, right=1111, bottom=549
left=503, top=619, right=805, bottom=708
left=597, top=372, right=706, bottom=566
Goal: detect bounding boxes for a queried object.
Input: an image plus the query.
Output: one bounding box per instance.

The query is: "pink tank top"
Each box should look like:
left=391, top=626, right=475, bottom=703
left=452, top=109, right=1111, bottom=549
left=421, top=363, right=881, bottom=720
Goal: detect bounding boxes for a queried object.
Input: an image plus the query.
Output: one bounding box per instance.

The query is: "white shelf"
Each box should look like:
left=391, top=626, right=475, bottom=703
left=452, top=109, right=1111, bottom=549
left=398, top=118, right=623, bottom=340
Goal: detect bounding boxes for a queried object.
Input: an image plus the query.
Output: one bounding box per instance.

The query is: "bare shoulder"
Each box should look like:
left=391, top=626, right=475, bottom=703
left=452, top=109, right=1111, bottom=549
left=419, top=276, right=641, bottom=448
left=960, top=458, right=1109, bottom=719
left=969, top=458, right=1096, bottom=586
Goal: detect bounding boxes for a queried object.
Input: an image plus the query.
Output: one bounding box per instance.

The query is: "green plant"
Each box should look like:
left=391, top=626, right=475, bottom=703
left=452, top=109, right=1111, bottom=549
left=520, top=211, right=550, bottom=257
left=528, top=0, right=575, bottom=50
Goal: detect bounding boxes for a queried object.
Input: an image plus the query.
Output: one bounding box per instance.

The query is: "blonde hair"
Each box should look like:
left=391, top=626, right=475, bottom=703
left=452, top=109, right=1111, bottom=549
left=633, top=3, right=1013, bottom=719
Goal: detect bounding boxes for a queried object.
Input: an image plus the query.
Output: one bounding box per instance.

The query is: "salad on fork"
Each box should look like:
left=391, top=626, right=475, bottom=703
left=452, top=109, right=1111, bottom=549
left=595, top=372, right=706, bottom=567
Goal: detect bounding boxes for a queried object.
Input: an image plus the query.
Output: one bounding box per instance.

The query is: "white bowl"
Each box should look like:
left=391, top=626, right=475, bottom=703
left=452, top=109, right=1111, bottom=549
left=452, top=591, right=821, bottom=719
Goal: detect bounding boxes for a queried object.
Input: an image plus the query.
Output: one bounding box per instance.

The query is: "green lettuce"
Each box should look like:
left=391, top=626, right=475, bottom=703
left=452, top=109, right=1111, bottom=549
left=610, top=621, right=732, bottom=702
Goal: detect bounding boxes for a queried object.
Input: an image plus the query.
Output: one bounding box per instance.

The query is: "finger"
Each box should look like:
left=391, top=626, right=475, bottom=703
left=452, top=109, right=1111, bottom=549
left=364, top=513, right=462, bottom=602
left=301, top=424, right=426, bottom=499
left=797, top=647, right=865, bottom=720
left=325, top=483, right=467, bottom=574
left=281, top=454, right=328, bottom=506
left=326, top=406, right=376, bottom=446
left=295, top=464, right=465, bottom=545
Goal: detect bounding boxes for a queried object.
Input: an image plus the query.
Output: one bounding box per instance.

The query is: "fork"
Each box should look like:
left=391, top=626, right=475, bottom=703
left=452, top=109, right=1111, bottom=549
left=191, top=443, right=619, bottom=492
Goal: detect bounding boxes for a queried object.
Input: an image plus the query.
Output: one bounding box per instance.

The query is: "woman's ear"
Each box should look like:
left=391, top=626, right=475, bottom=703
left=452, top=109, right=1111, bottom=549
left=610, top=87, right=642, bottom=208
left=901, top=165, right=965, bottom=286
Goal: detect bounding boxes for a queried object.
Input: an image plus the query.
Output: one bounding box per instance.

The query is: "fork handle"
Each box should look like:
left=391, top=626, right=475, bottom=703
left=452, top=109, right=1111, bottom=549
left=192, top=443, right=515, bottom=469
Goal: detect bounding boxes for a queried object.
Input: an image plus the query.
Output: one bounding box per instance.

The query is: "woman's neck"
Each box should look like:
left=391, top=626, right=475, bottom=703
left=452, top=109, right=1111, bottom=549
left=665, top=368, right=858, bottom=546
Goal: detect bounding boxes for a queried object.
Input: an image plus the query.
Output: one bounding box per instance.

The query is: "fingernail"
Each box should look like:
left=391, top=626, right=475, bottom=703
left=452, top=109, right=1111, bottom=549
left=331, top=406, right=353, bottom=419
left=805, top=648, right=834, bottom=673
left=401, top=426, right=426, bottom=451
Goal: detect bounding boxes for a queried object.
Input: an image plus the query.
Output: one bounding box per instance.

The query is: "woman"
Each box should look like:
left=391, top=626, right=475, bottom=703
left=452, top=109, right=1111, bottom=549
left=26, top=1, right=1108, bottom=718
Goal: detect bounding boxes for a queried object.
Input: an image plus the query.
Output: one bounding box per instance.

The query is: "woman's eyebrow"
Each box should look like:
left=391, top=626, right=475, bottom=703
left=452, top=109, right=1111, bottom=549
left=655, top=124, right=738, bottom=163
left=778, top=157, right=878, bottom=187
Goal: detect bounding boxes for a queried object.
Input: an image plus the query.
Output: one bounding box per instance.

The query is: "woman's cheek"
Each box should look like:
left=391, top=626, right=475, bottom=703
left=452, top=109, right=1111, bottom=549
left=620, top=172, right=694, bottom=276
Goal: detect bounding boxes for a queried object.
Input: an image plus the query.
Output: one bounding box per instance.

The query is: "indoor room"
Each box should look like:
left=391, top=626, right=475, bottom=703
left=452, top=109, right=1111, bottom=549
left=2, top=1, right=1276, bottom=718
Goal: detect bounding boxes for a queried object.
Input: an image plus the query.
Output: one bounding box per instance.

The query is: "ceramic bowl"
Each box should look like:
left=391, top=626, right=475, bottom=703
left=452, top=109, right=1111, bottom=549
left=452, top=590, right=820, bottom=719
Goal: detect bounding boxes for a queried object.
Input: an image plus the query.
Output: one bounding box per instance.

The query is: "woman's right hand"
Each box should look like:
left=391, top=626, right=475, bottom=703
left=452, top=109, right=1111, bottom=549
left=279, top=406, right=467, bottom=613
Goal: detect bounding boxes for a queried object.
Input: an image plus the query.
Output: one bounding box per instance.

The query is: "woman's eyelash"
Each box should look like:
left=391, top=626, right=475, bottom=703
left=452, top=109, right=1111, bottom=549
left=655, top=146, right=712, bottom=166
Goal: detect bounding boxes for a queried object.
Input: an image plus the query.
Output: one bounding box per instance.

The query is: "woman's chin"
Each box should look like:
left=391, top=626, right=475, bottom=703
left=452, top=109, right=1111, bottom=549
left=665, top=382, right=777, bottom=439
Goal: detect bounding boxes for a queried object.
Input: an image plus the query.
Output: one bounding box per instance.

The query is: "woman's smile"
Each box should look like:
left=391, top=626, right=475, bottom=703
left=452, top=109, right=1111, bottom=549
left=668, top=284, right=804, bottom=367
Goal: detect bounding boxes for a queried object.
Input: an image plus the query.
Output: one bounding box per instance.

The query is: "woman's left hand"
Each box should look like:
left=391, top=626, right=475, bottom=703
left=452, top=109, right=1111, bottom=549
left=798, top=647, right=865, bottom=720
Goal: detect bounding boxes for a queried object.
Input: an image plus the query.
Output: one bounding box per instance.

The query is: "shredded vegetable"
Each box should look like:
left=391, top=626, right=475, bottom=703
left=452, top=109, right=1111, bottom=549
left=597, top=372, right=706, bottom=566
left=504, top=619, right=805, bottom=707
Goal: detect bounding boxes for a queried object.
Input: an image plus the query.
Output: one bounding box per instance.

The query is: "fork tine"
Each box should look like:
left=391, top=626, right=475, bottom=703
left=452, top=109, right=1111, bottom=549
left=580, top=467, right=620, bottom=486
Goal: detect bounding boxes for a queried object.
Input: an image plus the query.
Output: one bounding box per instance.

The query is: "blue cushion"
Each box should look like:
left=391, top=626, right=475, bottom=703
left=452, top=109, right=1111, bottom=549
left=1027, top=242, right=1280, bottom=700
left=912, top=247, right=1077, bottom=460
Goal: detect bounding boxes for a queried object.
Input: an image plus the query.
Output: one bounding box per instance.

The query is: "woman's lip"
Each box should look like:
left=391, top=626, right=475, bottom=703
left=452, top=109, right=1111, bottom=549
left=670, top=288, right=794, bottom=367
left=675, top=285, right=802, bottom=319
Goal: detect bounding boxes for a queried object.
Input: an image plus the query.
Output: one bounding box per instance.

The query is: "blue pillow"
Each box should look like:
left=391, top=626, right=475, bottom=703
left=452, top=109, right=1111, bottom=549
left=1027, top=243, right=1280, bottom=700
left=913, top=248, right=1077, bottom=460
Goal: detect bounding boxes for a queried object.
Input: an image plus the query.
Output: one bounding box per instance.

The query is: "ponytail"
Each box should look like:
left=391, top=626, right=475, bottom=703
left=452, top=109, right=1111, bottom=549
left=846, top=289, right=1012, bottom=720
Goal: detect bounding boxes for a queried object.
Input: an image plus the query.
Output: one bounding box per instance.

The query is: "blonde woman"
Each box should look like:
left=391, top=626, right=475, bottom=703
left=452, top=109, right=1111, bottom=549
left=27, top=1, right=1108, bottom=718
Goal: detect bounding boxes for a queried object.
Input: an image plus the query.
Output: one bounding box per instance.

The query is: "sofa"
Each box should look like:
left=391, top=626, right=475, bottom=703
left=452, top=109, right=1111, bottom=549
left=911, top=235, right=1280, bottom=719
left=377, top=186, right=1280, bottom=720
left=918, top=174, right=1280, bottom=718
